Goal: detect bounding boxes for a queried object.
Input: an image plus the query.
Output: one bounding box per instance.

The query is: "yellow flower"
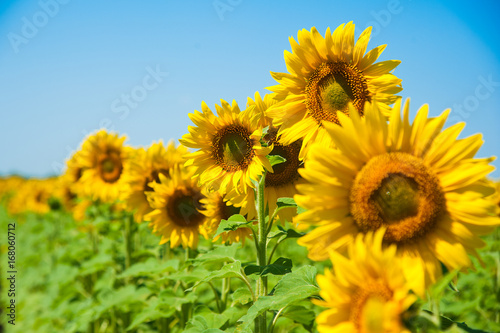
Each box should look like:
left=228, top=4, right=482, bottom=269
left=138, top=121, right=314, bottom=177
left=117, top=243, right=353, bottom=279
left=0, top=176, right=24, bottom=203
left=267, top=23, right=402, bottom=159
left=247, top=91, right=279, bottom=127
left=228, top=93, right=304, bottom=223
left=180, top=99, right=273, bottom=195
left=8, top=178, right=55, bottom=214
left=75, top=129, right=130, bottom=203
left=295, top=100, right=499, bottom=296
left=72, top=198, right=93, bottom=222
left=201, top=191, right=253, bottom=245
left=121, top=141, right=188, bottom=222
left=491, top=179, right=500, bottom=216
left=315, top=228, right=416, bottom=333
left=145, top=166, right=212, bottom=249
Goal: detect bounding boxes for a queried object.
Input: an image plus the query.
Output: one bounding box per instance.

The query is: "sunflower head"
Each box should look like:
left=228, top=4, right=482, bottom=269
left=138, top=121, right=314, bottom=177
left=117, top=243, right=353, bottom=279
left=8, top=178, right=55, bottom=214
left=315, top=228, right=417, bottom=333
left=144, top=166, right=212, bottom=249
left=74, top=129, right=130, bottom=203
left=201, top=191, right=253, bottom=245
left=122, top=141, right=188, bottom=222
left=180, top=99, right=272, bottom=195
left=267, top=23, right=402, bottom=159
left=295, top=99, right=500, bottom=296
left=247, top=91, right=279, bottom=127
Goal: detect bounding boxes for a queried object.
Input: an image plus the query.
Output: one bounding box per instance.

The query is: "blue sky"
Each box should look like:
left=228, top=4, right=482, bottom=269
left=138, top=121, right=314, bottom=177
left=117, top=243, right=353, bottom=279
left=0, top=0, right=499, bottom=178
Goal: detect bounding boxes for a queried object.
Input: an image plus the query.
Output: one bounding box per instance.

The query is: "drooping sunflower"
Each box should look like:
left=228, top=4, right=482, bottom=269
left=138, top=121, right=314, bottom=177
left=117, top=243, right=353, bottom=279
left=315, top=228, right=417, bottom=333
left=180, top=99, right=273, bottom=195
left=121, top=141, right=188, bottom=222
left=295, top=99, right=500, bottom=296
left=228, top=92, right=304, bottom=222
left=144, top=166, right=213, bottom=249
left=267, top=23, right=402, bottom=159
left=201, top=191, right=253, bottom=245
left=75, top=130, right=131, bottom=203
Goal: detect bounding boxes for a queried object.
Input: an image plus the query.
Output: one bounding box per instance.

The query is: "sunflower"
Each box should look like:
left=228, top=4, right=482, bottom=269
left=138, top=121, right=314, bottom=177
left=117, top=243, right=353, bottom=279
left=0, top=176, right=24, bottom=203
left=122, top=141, right=188, bottom=222
left=201, top=191, right=253, bottom=245
left=8, top=178, right=55, bottom=214
left=58, top=153, right=85, bottom=211
left=180, top=99, right=273, bottom=195
left=247, top=91, right=279, bottom=127
left=315, top=228, right=417, bottom=333
left=75, top=129, right=130, bottom=203
left=492, top=179, right=500, bottom=216
left=267, top=23, right=402, bottom=159
left=295, top=100, right=500, bottom=296
left=228, top=93, right=304, bottom=222
left=144, top=166, right=212, bottom=248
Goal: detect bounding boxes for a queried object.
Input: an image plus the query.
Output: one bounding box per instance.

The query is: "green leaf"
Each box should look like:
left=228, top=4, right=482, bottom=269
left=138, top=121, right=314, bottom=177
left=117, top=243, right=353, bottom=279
left=267, top=154, right=286, bottom=167
left=280, top=304, right=315, bottom=328
left=276, top=197, right=297, bottom=208
left=439, top=315, right=491, bottom=333
left=237, top=266, right=319, bottom=331
left=127, top=298, right=175, bottom=330
left=231, top=287, right=253, bottom=305
left=157, top=289, right=198, bottom=311
left=160, top=267, right=211, bottom=285
left=261, top=126, right=269, bottom=136
left=96, top=285, right=151, bottom=314
left=297, top=205, right=307, bottom=215
left=268, top=225, right=305, bottom=243
left=429, top=269, right=459, bottom=298
left=214, top=214, right=253, bottom=238
left=184, top=306, right=230, bottom=333
left=244, top=257, right=292, bottom=276
left=186, top=261, right=243, bottom=292
left=118, top=258, right=179, bottom=279
left=190, top=243, right=240, bottom=266
left=79, top=253, right=114, bottom=276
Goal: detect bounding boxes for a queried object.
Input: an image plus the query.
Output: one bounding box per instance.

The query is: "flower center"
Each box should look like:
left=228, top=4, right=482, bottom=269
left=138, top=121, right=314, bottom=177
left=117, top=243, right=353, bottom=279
left=306, top=62, right=369, bottom=125
left=167, top=188, right=206, bottom=227
left=98, top=151, right=123, bottom=183
left=264, top=128, right=302, bottom=187
left=213, top=125, right=254, bottom=171
left=374, top=175, right=420, bottom=223
left=350, top=152, right=445, bottom=244
left=217, top=196, right=241, bottom=220
left=144, top=168, right=170, bottom=191
left=350, top=282, right=392, bottom=330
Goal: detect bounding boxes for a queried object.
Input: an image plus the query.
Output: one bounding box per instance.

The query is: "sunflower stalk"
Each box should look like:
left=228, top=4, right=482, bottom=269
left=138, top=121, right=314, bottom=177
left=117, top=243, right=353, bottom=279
left=255, top=171, right=268, bottom=333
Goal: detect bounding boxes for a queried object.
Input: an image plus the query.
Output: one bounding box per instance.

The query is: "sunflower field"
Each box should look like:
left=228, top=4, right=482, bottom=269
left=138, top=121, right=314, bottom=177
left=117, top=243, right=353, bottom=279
left=1, top=23, right=500, bottom=333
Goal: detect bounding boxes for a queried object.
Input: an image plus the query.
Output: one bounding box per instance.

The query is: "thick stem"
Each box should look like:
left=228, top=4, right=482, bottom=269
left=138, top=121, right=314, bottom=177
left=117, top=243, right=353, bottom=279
left=221, top=276, right=231, bottom=312
left=124, top=215, right=134, bottom=271
left=123, top=215, right=134, bottom=331
left=255, top=173, right=268, bottom=333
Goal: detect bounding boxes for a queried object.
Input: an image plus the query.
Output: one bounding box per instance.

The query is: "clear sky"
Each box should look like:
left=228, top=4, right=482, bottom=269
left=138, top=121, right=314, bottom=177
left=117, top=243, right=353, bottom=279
left=0, top=0, right=499, bottom=178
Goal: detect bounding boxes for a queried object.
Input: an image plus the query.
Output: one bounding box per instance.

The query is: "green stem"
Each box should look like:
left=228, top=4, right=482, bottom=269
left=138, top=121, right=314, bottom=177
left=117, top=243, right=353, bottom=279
left=255, top=173, right=268, bottom=333
left=123, top=215, right=135, bottom=332
left=238, top=270, right=256, bottom=302
left=124, top=215, right=134, bottom=271
left=267, top=240, right=281, bottom=265
left=221, top=276, right=231, bottom=312
left=268, top=307, right=286, bottom=333
left=207, top=281, right=222, bottom=313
